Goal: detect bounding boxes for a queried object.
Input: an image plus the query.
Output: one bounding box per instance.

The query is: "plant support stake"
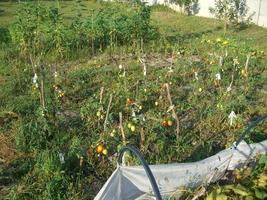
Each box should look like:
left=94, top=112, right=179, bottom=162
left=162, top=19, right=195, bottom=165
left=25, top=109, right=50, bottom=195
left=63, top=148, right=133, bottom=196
left=163, top=83, right=180, bottom=138
left=119, top=112, right=126, bottom=145
left=104, top=94, right=113, bottom=131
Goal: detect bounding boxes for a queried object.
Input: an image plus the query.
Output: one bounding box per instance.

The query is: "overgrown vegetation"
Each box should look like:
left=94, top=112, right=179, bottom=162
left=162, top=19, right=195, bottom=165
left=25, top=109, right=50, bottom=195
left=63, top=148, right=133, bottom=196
left=175, top=155, right=267, bottom=199
left=205, top=155, right=267, bottom=200
left=0, top=0, right=266, bottom=199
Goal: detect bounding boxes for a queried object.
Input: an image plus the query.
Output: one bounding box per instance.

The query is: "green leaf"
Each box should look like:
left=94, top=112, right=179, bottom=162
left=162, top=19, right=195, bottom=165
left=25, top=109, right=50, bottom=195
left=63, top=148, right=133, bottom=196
left=255, top=188, right=267, bottom=199
left=217, top=194, right=228, bottom=200
left=245, top=196, right=254, bottom=200
left=258, top=155, right=267, bottom=165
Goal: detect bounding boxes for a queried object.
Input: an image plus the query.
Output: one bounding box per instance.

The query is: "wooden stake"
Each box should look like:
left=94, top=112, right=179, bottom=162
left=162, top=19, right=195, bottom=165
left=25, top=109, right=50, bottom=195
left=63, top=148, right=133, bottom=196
left=140, top=127, right=145, bottom=149
left=99, top=87, right=104, bottom=104
left=104, top=94, right=113, bottom=131
left=119, top=112, right=126, bottom=145
left=245, top=54, right=250, bottom=75
left=135, top=80, right=139, bottom=100
left=163, top=83, right=180, bottom=139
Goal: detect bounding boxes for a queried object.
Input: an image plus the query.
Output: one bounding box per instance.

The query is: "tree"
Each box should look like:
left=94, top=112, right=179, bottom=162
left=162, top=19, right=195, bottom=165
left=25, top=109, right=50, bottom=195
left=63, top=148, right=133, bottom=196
left=173, top=0, right=196, bottom=15
left=176, top=0, right=192, bottom=8
left=210, top=0, right=249, bottom=33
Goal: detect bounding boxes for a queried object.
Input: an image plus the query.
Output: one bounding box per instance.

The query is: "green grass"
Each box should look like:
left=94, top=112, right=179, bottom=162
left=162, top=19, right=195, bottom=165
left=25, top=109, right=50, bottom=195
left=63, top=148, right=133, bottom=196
left=151, top=7, right=267, bottom=51
left=0, top=1, right=103, bottom=27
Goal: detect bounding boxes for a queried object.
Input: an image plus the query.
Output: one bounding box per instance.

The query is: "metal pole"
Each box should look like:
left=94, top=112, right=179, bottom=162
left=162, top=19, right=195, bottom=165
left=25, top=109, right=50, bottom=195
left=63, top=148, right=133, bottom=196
left=118, top=145, right=162, bottom=200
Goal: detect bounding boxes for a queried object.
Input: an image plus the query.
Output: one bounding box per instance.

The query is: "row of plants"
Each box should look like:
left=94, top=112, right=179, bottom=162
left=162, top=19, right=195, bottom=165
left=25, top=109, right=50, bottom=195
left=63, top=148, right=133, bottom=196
left=10, top=0, right=158, bottom=62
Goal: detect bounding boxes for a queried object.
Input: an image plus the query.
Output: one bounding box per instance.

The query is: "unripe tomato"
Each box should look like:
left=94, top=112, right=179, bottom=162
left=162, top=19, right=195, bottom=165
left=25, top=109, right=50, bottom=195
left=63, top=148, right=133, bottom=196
left=127, top=123, right=132, bottom=129
left=130, top=125, right=136, bottom=132
left=96, top=144, right=104, bottom=154
left=102, top=149, right=108, bottom=156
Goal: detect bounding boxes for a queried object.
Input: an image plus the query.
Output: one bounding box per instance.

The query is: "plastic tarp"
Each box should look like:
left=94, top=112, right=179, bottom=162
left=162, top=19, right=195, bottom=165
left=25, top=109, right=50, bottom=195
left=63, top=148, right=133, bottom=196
left=95, top=140, right=267, bottom=200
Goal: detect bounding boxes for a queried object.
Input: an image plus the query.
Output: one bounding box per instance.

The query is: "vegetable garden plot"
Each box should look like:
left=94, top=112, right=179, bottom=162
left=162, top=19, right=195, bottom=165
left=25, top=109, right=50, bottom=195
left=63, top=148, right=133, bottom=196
left=95, top=139, right=267, bottom=200
left=95, top=116, right=267, bottom=199
left=1, top=1, right=267, bottom=199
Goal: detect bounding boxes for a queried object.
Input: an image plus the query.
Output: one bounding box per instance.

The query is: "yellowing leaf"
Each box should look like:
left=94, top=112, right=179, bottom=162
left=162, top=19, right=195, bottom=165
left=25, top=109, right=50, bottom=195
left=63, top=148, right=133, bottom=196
left=206, top=190, right=228, bottom=200
left=224, top=184, right=251, bottom=196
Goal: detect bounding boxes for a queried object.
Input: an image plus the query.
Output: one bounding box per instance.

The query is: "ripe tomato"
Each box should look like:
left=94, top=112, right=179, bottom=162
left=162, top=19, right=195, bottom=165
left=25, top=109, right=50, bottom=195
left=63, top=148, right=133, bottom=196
left=126, top=98, right=135, bottom=105
left=162, top=120, right=168, bottom=127
left=236, top=123, right=242, bottom=129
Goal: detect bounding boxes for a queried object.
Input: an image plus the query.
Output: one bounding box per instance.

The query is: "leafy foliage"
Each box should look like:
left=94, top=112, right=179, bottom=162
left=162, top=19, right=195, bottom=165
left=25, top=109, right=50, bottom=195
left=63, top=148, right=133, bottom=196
left=172, top=0, right=199, bottom=15
left=210, top=0, right=250, bottom=32
left=205, top=155, right=267, bottom=200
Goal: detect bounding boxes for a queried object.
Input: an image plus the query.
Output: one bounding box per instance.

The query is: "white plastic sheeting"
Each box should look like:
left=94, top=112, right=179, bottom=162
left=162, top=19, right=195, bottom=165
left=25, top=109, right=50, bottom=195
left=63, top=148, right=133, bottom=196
left=95, top=140, right=267, bottom=200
